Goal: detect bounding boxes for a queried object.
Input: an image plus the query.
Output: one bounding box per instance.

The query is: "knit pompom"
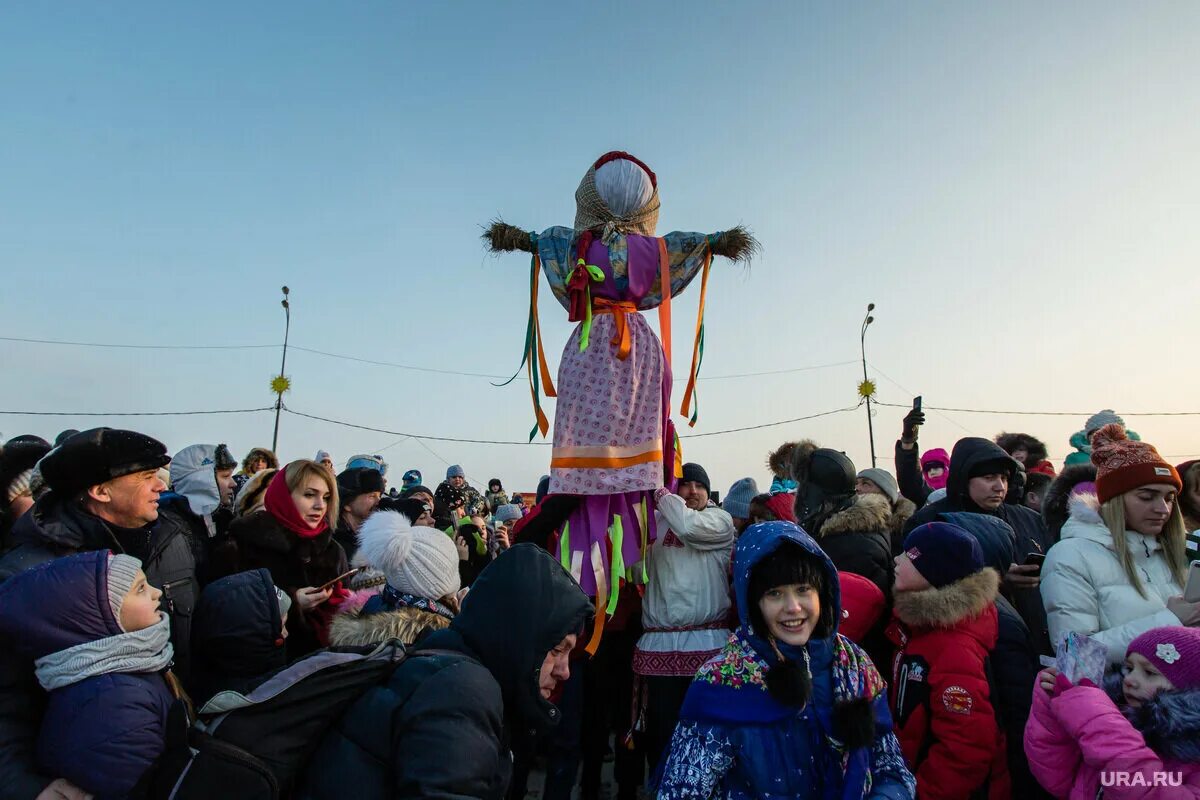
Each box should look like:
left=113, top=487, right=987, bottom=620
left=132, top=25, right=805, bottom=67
left=1091, top=422, right=1129, bottom=450
left=833, top=697, right=876, bottom=749
left=764, top=657, right=812, bottom=707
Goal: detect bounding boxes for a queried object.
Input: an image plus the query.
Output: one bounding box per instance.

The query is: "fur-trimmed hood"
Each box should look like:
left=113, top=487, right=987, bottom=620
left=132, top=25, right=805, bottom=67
left=329, top=604, right=450, bottom=648
left=769, top=440, right=812, bottom=480
left=1102, top=671, right=1200, bottom=763
left=819, top=493, right=891, bottom=538
left=890, top=496, right=916, bottom=540
left=893, top=568, right=1000, bottom=630
left=994, top=432, right=1048, bottom=467
left=1043, top=463, right=1098, bottom=540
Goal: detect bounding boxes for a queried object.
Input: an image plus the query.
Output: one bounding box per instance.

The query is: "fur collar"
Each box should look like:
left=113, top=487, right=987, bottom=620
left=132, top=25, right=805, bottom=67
left=774, top=440, right=817, bottom=483
left=1103, top=672, right=1200, bottom=763
left=819, top=493, right=891, bottom=537
left=893, top=568, right=1000, bottom=629
left=329, top=605, right=450, bottom=648
left=890, top=496, right=916, bottom=539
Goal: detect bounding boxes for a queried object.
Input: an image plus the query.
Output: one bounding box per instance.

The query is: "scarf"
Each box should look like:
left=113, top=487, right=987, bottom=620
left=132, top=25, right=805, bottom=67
left=370, top=585, right=456, bottom=621
left=574, top=152, right=661, bottom=244
left=683, top=628, right=889, bottom=800
left=35, top=613, right=173, bottom=691
left=264, top=469, right=329, bottom=539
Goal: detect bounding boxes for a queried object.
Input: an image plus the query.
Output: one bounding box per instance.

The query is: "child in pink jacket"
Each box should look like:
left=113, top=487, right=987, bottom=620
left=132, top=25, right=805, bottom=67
left=1024, top=626, right=1200, bottom=798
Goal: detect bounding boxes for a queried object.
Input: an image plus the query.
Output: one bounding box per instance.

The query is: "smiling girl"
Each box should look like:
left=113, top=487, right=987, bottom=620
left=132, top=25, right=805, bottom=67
left=211, top=460, right=349, bottom=657
left=1041, top=425, right=1195, bottom=665
left=1025, top=626, right=1200, bottom=798
left=656, top=521, right=914, bottom=799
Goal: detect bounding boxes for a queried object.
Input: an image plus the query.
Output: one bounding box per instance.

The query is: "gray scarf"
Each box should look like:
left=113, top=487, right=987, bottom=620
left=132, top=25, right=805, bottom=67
left=35, top=613, right=173, bottom=691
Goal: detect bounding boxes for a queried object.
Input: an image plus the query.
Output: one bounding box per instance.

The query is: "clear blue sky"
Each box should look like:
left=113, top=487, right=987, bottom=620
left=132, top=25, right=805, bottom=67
left=4, top=2, right=1199, bottom=493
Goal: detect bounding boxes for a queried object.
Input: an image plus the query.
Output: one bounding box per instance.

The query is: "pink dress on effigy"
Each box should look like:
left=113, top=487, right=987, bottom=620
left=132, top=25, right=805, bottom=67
left=534, top=226, right=713, bottom=605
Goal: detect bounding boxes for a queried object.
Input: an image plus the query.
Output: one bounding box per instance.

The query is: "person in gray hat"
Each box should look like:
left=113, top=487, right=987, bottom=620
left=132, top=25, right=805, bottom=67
left=855, top=467, right=917, bottom=549
left=722, top=477, right=759, bottom=535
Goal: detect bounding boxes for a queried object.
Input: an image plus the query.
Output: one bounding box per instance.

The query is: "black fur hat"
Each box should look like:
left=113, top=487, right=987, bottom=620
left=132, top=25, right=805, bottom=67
left=39, top=428, right=169, bottom=498
left=995, top=432, right=1049, bottom=467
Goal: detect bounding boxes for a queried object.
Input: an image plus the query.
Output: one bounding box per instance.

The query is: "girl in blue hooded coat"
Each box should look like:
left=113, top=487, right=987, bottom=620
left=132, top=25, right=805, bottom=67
left=0, top=550, right=182, bottom=799
left=656, top=521, right=914, bottom=800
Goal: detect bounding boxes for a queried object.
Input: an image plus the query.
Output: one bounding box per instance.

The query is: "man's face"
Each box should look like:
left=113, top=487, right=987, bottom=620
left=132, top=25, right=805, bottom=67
left=89, top=469, right=166, bottom=527
left=678, top=480, right=709, bottom=511
left=967, top=473, right=1009, bottom=511
left=345, top=491, right=382, bottom=524
left=216, top=468, right=236, bottom=507
left=538, top=633, right=577, bottom=700
left=1024, top=490, right=1044, bottom=513
left=410, top=489, right=434, bottom=509
left=450, top=475, right=465, bottom=489
left=855, top=478, right=884, bottom=497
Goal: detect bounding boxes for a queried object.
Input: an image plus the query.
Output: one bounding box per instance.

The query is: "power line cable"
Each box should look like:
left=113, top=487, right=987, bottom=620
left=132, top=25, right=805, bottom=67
left=2, top=334, right=855, bottom=382
left=0, top=407, right=274, bottom=417
left=0, top=336, right=278, bottom=351
left=283, top=403, right=862, bottom=444
left=873, top=401, right=1200, bottom=417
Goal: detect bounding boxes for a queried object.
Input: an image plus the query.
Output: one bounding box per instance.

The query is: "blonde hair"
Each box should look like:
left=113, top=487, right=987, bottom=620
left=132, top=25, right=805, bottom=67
left=282, top=460, right=339, bottom=530
left=235, top=468, right=277, bottom=518
left=1100, top=495, right=1187, bottom=598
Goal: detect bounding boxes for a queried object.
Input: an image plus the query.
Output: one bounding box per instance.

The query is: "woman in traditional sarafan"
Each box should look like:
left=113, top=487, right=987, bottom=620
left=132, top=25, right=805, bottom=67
left=486, top=151, right=755, bottom=645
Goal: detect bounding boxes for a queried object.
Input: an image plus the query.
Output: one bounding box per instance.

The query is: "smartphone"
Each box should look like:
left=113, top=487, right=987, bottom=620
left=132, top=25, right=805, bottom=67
left=317, top=567, right=364, bottom=592
left=1023, top=552, right=1046, bottom=572
left=913, top=396, right=923, bottom=412
left=1184, top=561, right=1200, bottom=603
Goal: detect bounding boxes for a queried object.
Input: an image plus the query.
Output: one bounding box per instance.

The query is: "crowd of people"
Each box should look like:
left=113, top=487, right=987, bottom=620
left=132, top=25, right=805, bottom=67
left=0, top=405, right=1198, bottom=799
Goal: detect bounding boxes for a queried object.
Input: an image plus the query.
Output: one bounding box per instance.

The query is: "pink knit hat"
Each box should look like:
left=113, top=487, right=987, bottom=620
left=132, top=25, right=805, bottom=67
left=1091, top=424, right=1180, bottom=504
left=1127, top=627, right=1200, bottom=691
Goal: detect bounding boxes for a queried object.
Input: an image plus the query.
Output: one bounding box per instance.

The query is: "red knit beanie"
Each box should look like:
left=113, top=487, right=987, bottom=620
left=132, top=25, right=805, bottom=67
left=1091, top=423, right=1181, bottom=504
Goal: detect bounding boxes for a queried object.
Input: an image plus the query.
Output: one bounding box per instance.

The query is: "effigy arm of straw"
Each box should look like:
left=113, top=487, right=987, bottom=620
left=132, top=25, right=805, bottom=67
left=483, top=220, right=536, bottom=253
left=708, top=225, right=761, bottom=264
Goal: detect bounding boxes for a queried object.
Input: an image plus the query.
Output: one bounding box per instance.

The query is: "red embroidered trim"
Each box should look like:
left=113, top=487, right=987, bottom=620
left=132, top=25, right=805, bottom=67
left=632, top=647, right=719, bottom=677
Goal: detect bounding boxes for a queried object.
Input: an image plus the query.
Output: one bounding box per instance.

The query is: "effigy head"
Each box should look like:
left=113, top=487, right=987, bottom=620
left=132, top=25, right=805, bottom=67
left=574, top=151, right=661, bottom=241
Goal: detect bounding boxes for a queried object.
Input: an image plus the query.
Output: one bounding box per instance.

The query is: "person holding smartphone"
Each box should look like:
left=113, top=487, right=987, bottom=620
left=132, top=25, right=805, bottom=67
left=1042, top=425, right=1199, bottom=664
left=210, top=460, right=349, bottom=659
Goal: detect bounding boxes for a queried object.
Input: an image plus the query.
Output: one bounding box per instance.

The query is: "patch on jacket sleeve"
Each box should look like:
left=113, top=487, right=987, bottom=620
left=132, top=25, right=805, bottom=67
left=941, top=685, right=973, bottom=715
left=894, top=655, right=930, bottom=728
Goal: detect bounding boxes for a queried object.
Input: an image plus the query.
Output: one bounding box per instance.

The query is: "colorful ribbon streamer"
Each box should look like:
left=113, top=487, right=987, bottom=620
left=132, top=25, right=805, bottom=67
left=679, top=242, right=713, bottom=427
left=493, top=234, right=557, bottom=440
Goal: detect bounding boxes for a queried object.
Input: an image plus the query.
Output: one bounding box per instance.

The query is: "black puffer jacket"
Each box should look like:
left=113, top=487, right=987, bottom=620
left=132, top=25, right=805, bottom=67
left=300, top=544, right=592, bottom=800
left=208, top=510, right=348, bottom=660
left=938, top=511, right=1050, bottom=799
left=903, top=437, right=1053, bottom=655
left=0, top=490, right=199, bottom=798
left=811, top=493, right=894, bottom=598
left=190, top=568, right=290, bottom=707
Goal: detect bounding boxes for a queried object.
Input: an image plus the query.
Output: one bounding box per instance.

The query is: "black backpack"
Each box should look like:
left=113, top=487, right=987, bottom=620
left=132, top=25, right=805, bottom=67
left=157, top=640, right=407, bottom=799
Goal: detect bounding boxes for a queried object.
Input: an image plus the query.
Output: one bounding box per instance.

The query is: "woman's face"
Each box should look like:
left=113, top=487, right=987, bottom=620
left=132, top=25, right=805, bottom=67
left=757, top=583, right=820, bottom=646
left=291, top=475, right=331, bottom=529
left=415, top=503, right=435, bottom=527
left=250, top=457, right=267, bottom=474
left=1123, top=484, right=1176, bottom=536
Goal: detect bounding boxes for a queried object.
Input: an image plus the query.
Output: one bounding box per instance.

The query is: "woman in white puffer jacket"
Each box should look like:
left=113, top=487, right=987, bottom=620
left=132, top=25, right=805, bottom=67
left=1041, top=424, right=1198, bottom=664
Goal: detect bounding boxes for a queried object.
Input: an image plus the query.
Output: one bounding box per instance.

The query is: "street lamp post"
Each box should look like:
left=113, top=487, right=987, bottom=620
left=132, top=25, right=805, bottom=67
left=272, top=286, right=291, bottom=452
left=860, top=303, right=876, bottom=468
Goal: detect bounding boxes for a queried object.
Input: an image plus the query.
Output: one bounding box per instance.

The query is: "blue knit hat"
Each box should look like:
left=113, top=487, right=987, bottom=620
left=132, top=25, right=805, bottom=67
left=495, top=504, right=523, bottom=523
left=902, top=522, right=984, bottom=588
left=446, top=465, right=465, bottom=479
left=723, top=477, right=758, bottom=519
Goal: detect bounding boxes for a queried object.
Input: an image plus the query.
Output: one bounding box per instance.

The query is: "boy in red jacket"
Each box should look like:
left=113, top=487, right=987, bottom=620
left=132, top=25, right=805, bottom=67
left=887, top=521, right=1010, bottom=800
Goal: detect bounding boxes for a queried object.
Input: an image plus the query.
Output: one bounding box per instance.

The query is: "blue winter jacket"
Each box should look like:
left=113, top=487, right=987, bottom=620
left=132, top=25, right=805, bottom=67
left=656, top=521, right=914, bottom=800
left=0, top=551, right=174, bottom=799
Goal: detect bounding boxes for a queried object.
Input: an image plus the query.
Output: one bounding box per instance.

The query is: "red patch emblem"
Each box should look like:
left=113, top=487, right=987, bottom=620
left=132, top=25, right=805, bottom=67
left=942, top=685, right=973, bottom=715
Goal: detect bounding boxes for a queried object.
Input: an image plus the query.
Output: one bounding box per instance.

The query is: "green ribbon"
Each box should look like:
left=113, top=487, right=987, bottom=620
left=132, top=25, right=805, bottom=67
left=639, top=498, right=649, bottom=583
left=568, top=260, right=605, bottom=353
left=560, top=521, right=571, bottom=572
left=492, top=234, right=546, bottom=441
left=687, top=323, right=705, bottom=427
left=607, top=515, right=625, bottom=615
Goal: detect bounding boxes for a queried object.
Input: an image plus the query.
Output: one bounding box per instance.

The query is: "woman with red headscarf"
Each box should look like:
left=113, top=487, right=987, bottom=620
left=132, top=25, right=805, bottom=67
left=210, top=459, right=349, bottom=657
